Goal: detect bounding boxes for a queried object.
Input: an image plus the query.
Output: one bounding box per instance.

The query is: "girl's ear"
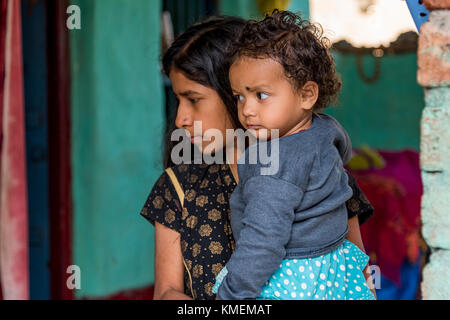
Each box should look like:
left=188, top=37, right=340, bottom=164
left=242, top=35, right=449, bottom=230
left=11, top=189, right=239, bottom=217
left=299, top=81, right=319, bottom=111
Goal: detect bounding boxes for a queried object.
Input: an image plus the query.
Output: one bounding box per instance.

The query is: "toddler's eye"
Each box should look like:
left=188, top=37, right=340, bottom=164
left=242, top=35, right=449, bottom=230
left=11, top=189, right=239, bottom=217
left=257, top=92, right=269, bottom=100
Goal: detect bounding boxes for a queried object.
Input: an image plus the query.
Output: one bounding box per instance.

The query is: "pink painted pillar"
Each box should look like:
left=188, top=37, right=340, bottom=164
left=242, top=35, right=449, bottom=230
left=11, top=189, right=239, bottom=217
left=0, top=0, right=29, bottom=300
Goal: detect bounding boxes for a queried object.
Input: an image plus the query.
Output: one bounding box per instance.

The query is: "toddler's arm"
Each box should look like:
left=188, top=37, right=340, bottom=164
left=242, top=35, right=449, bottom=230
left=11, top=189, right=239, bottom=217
left=216, top=175, right=303, bottom=300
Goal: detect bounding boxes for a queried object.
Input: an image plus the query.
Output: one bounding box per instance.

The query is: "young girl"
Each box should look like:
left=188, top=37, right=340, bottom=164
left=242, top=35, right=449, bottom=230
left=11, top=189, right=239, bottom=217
left=212, top=10, right=376, bottom=300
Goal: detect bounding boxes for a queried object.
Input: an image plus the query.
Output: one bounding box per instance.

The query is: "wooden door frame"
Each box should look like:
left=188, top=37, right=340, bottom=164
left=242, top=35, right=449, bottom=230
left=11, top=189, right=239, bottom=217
left=46, top=0, right=73, bottom=300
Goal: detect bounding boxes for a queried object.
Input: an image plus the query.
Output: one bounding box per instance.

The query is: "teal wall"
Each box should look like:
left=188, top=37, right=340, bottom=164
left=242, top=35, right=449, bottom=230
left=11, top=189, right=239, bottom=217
left=70, top=0, right=164, bottom=297
left=288, top=0, right=310, bottom=19
left=220, top=0, right=261, bottom=19
left=328, top=52, right=424, bottom=150
left=220, top=0, right=309, bottom=20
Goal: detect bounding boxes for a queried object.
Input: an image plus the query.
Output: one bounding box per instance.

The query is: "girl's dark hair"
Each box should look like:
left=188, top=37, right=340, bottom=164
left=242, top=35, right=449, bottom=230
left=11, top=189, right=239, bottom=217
left=231, top=10, right=342, bottom=111
left=162, top=16, right=246, bottom=168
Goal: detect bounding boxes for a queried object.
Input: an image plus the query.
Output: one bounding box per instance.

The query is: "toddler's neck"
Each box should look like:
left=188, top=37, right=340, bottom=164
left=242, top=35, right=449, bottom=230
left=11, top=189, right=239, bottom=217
left=281, top=113, right=313, bottom=138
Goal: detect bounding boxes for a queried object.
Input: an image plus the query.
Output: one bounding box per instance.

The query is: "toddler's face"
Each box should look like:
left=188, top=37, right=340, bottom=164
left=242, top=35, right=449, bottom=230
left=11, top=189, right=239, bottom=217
left=229, top=57, right=313, bottom=139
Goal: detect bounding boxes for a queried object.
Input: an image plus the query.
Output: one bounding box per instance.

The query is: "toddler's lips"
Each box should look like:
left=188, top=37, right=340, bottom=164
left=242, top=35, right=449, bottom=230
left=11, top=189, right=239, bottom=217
left=247, top=125, right=262, bottom=130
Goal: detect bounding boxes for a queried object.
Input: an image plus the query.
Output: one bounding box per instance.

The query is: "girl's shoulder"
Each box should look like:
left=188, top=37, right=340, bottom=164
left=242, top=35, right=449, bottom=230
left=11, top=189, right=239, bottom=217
left=167, top=163, right=235, bottom=192
left=139, top=164, right=211, bottom=228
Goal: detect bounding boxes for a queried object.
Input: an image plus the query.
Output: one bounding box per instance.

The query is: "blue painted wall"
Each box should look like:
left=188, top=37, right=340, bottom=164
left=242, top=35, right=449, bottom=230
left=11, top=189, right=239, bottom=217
left=21, top=0, right=51, bottom=300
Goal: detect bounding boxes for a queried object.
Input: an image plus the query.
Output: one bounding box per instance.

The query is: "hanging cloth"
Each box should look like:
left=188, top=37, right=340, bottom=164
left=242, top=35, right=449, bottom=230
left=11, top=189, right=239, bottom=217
left=0, top=0, right=29, bottom=300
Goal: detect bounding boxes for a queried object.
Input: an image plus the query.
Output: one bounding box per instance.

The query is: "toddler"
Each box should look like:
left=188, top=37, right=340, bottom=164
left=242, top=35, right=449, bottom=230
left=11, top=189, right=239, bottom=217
left=212, top=10, right=375, bottom=300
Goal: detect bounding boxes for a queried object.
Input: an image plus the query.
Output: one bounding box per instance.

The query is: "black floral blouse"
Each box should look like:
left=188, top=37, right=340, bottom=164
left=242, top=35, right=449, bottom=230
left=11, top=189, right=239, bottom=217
left=140, top=163, right=373, bottom=300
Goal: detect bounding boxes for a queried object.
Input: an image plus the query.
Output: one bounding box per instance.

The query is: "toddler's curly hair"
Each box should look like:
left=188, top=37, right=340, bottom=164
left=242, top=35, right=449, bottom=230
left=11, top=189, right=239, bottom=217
left=231, top=10, right=341, bottom=110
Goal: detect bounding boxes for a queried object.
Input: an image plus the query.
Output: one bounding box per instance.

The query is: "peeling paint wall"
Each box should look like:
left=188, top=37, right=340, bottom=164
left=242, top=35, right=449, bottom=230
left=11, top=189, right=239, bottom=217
left=419, top=0, right=450, bottom=300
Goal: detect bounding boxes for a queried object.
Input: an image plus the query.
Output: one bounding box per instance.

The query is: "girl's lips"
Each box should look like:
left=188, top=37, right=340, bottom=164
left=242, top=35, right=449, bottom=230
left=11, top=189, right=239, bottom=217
left=191, top=136, right=202, bottom=143
left=247, top=125, right=262, bottom=130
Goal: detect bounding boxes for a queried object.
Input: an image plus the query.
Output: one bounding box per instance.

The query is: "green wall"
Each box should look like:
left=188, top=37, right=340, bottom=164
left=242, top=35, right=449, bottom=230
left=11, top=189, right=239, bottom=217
left=220, top=0, right=309, bottom=20
left=328, top=52, right=424, bottom=150
left=70, top=0, right=163, bottom=297
left=288, top=0, right=310, bottom=19
left=220, top=0, right=261, bottom=19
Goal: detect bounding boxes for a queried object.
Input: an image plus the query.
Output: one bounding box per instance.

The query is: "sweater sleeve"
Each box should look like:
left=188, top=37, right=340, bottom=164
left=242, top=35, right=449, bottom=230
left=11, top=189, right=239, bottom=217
left=323, top=113, right=353, bottom=164
left=216, top=175, right=303, bottom=300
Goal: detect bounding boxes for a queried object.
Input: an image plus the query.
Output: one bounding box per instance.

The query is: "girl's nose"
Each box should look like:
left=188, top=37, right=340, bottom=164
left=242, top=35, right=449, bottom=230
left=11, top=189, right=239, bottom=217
left=175, top=102, right=193, bottom=129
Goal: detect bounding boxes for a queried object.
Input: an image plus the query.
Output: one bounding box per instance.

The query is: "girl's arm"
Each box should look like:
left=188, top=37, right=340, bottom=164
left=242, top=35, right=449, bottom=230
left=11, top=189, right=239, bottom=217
left=346, top=216, right=366, bottom=256
left=153, top=222, right=192, bottom=300
left=346, top=216, right=377, bottom=299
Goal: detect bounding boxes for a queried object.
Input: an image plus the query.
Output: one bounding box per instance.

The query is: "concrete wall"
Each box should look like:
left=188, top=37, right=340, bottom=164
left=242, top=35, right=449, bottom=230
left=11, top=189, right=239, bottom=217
left=419, top=0, right=450, bottom=300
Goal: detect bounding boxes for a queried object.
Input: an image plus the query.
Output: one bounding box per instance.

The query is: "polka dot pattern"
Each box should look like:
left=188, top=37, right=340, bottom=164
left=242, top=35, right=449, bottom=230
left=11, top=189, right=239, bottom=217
left=256, top=240, right=375, bottom=300
left=213, top=240, right=375, bottom=300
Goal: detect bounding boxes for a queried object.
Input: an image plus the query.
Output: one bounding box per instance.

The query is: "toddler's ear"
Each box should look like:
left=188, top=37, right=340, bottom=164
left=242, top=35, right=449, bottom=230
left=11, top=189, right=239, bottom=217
left=300, top=81, right=319, bottom=110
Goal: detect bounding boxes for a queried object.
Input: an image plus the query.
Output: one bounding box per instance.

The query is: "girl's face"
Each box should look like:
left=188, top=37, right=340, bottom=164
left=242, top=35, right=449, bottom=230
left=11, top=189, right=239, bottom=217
left=170, top=68, right=235, bottom=155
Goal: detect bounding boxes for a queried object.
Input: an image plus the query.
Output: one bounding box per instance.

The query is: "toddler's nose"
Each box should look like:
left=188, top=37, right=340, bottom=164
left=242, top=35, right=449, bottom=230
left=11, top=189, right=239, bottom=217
left=241, top=99, right=257, bottom=118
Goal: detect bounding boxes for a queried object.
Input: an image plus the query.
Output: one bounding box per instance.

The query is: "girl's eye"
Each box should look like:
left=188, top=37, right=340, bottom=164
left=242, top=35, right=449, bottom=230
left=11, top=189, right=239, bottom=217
left=189, top=98, right=199, bottom=104
left=257, top=92, right=269, bottom=100
left=235, top=94, right=244, bottom=102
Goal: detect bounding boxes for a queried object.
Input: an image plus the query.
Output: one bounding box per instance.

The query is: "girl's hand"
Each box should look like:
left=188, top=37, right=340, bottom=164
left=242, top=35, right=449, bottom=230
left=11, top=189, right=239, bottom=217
left=346, top=216, right=377, bottom=299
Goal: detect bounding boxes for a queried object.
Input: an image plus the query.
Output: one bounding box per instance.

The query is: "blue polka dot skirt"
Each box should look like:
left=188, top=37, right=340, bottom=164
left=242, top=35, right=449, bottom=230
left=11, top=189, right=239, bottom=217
left=213, top=239, right=376, bottom=300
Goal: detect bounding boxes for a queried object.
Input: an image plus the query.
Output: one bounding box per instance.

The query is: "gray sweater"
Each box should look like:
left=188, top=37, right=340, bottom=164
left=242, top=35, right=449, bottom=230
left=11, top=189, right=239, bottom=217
left=217, top=113, right=353, bottom=300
